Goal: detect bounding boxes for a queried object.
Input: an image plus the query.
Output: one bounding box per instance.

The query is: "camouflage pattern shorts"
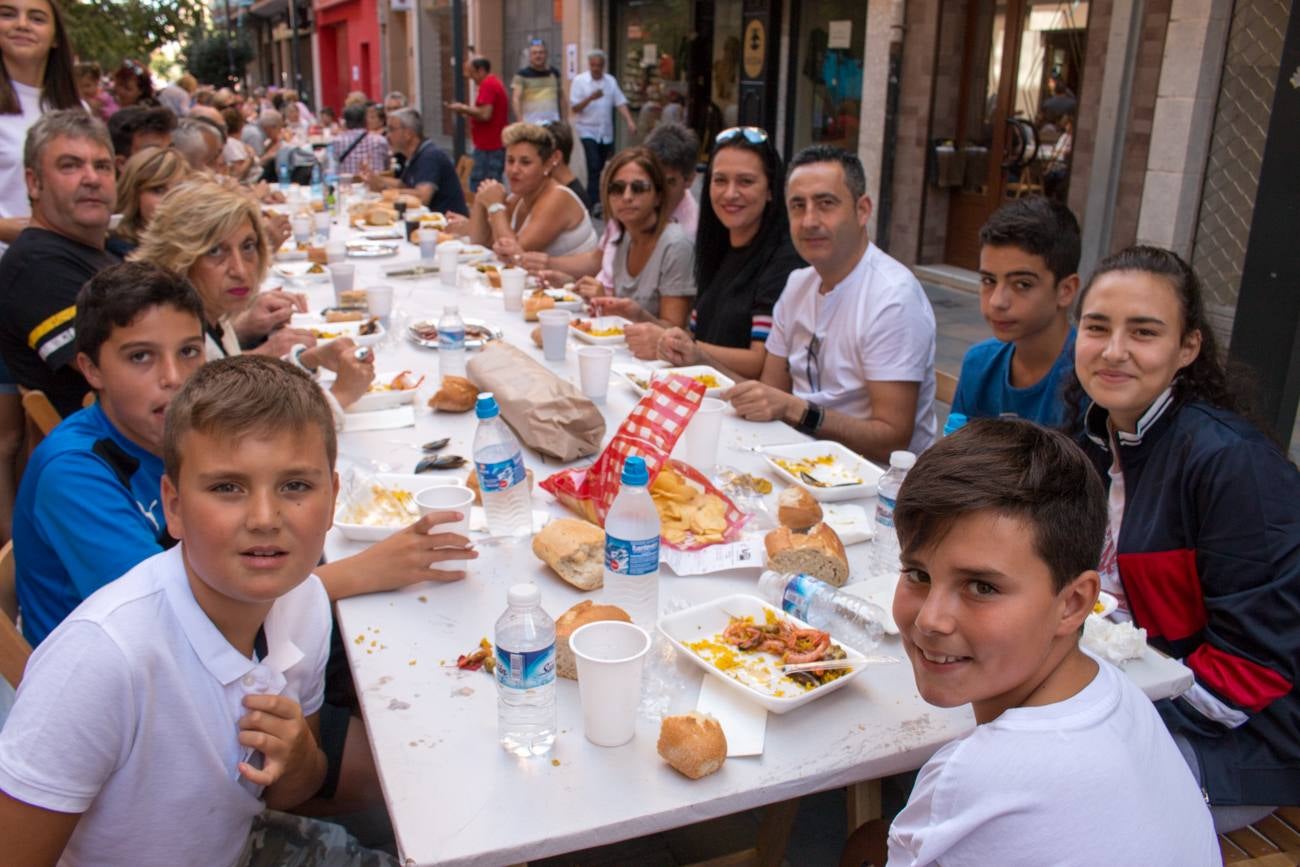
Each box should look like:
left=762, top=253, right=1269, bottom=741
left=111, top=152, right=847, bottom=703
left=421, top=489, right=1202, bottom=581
left=236, top=810, right=400, bottom=867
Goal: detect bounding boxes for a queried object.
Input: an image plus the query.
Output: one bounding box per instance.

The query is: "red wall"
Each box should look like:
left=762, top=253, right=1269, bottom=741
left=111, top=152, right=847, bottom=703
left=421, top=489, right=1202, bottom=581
left=315, top=0, right=381, bottom=112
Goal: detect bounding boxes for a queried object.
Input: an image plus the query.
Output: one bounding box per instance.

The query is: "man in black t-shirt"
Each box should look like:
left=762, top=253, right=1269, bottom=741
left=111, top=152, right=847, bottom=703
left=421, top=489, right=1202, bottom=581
left=0, top=110, right=119, bottom=417
left=362, top=108, right=467, bottom=216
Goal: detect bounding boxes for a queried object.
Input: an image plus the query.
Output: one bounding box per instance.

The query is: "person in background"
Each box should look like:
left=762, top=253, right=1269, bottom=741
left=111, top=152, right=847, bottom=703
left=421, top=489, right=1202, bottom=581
left=219, top=105, right=256, bottom=180
left=726, top=145, right=937, bottom=461
left=107, top=145, right=189, bottom=257
left=280, top=88, right=315, bottom=126
left=464, top=121, right=596, bottom=261
left=951, top=196, right=1080, bottom=426
left=282, top=100, right=308, bottom=140
left=568, top=48, right=635, bottom=212
left=110, top=58, right=154, bottom=109
left=539, top=119, right=585, bottom=205
left=657, top=126, right=803, bottom=380
left=318, top=104, right=338, bottom=135
left=1068, top=245, right=1300, bottom=831
left=106, top=105, right=176, bottom=172
left=330, top=102, right=389, bottom=177
left=580, top=148, right=694, bottom=355
left=383, top=90, right=407, bottom=114
left=511, top=38, right=563, bottom=124
left=448, top=55, right=507, bottom=191
left=171, top=115, right=223, bottom=173
left=253, top=107, right=286, bottom=180
left=363, top=108, right=465, bottom=214
left=240, top=102, right=268, bottom=154
left=73, top=61, right=110, bottom=120
left=363, top=101, right=385, bottom=133
left=155, top=77, right=190, bottom=118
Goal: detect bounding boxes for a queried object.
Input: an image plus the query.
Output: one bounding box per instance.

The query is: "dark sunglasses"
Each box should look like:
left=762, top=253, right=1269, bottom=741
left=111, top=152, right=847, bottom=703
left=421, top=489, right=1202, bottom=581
left=715, top=126, right=769, bottom=147
left=608, top=179, right=654, bottom=196
left=805, top=334, right=823, bottom=393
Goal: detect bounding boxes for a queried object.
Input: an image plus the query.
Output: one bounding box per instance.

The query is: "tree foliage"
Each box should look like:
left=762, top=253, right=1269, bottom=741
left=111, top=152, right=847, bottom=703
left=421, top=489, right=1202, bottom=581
left=62, top=0, right=207, bottom=69
left=184, top=27, right=255, bottom=87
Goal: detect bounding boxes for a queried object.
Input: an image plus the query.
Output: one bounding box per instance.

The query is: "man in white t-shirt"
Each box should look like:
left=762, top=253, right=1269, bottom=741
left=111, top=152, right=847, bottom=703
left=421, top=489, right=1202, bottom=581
left=0, top=356, right=395, bottom=866
left=726, top=145, right=937, bottom=461
left=569, top=49, right=636, bottom=211
left=884, top=419, right=1218, bottom=866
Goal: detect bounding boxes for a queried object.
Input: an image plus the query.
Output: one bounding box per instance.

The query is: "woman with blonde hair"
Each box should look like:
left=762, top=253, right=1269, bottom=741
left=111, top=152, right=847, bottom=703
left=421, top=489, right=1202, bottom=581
left=465, top=121, right=597, bottom=260
left=132, top=179, right=374, bottom=408
left=107, top=145, right=189, bottom=257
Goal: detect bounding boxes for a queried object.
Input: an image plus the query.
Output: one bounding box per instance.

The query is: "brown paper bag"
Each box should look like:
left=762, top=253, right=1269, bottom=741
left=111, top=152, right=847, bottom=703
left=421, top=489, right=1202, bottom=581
left=466, top=342, right=605, bottom=461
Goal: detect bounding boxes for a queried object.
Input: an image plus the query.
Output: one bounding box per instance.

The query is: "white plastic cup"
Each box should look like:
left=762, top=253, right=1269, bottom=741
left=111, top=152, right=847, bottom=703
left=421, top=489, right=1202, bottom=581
left=324, top=240, right=347, bottom=263
left=367, top=284, right=394, bottom=320
left=576, top=346, right=614, bottom=403
left=291, top=214, right=312, bottom=245
left=570, top=621, right=652, bottom=747
left=327, top=262, right=356, bottom=302
left=414, top=484, right=475, bottom=572
left=537, top=309, right=572, bottom=362
left=679, top=397, right=725, bottom=471
left=419, top=233, right=438, bottom=261
left=313, top=210, right=331, bottom=241
left=438, top=242, right=461, bottom=287
left=500, top=267, right=526, bottom=312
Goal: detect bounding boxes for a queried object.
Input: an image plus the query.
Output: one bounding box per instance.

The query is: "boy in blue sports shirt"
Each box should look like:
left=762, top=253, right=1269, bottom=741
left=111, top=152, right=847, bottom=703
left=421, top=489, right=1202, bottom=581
left=951, top=197, right=1079, bottom=426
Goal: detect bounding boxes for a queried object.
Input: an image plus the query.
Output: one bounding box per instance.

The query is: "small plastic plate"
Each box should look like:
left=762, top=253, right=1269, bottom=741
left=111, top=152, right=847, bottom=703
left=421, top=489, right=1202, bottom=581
left=763, top=441, right=883, bottom=503
left=335, top=473, right=456, bottom=542
left=344, top=371, right=424, bottom=413
left=658, top=594, right=868, bottom=714
left=290, top=313, right=385, bottom=347
left=273, top=261, right=330, bottom=282
left=570, top=315, right=632, bottom=345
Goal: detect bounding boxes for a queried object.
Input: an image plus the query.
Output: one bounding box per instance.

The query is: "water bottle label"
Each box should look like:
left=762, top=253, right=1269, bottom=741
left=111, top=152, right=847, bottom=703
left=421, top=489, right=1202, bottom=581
left=605, top=535, right=659, bottom=576
left=476, top=455, right=525, bottom=491
left=439, top=329, right=466, bottom=350
left=495, top=644, right=555, bottom=690
left=778, top=573, right=816, bottom=621
left=875, top=493, right=897, bottom=528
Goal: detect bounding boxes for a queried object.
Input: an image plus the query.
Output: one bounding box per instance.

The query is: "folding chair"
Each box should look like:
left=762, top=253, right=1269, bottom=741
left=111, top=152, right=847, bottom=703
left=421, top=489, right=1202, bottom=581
left=0, top=541, right=31, bottom=689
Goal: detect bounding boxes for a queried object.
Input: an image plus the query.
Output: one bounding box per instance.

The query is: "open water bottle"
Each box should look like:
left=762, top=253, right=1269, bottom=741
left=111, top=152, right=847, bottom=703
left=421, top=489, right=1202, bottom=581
left=757, top=570, right=885, bottom=652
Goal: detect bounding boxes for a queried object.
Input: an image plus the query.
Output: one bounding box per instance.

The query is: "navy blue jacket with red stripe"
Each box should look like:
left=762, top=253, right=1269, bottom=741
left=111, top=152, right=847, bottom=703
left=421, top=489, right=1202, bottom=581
left=1079, top=396, right=1300, bottom=806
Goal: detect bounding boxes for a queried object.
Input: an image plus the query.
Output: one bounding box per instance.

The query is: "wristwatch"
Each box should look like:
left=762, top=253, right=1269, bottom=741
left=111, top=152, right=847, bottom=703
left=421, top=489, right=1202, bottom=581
left=795, top=400, right=825, bottom=436
left=486, top=202, right=506, bottom=216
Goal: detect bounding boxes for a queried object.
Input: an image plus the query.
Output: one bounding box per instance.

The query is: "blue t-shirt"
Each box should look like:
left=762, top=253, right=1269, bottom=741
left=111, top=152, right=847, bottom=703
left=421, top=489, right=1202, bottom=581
left=401, top=139, right=468, bottom=216
left=13, top=403, right=168, bottom=646
left=951, top=329, right=1075, bottom=426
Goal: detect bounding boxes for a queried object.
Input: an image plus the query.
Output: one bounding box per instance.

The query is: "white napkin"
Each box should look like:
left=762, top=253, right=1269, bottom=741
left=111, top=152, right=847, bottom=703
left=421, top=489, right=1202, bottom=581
left=696, top=675, right=767, bottom=757
left=341, top=405, right=416, bottom=432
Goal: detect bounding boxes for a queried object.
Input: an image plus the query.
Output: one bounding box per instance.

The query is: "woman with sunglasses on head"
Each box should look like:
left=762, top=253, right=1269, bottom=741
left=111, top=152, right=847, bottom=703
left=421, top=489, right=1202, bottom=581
left=465, top=121, right=597, bottom=262
left=1067, top=245, right=1300, bottom=832
left=110, top=58, right=154, bottom=110
left=579, top=148, right=694, bottom=354
left=655, top=126, right=803, bottom=379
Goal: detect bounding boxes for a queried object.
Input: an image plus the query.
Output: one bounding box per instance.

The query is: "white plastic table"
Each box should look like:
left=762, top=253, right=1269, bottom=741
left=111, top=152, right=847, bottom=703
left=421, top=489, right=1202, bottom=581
left=297, top=222, right=1193, bottom=867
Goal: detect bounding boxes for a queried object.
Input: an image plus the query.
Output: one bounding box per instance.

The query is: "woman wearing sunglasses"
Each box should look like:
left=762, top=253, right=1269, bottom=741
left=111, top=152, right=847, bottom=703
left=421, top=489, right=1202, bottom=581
left=581, top=148, right=694, bottom=355
left=1068, top=246, right=1300, bottom=831
left=656, top=126, right=803, bottom=379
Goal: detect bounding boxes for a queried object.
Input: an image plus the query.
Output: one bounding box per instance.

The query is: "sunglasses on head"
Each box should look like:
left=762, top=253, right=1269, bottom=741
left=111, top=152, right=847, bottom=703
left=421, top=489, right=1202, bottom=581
left=529, top=38, right=545, bottom=47
left=608, top=179, right=654, bottom=196
left=715, top=126, right=769, bottom=147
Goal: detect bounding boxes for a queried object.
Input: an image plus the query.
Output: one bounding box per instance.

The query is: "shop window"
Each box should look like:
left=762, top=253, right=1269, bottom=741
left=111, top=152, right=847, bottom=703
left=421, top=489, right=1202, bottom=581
left=792, top=2, right=865, bottom=155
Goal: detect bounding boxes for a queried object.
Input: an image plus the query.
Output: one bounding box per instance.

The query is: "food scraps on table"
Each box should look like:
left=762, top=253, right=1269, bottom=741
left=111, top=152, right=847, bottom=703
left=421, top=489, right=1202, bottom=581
left=773, top=454, right=863, bottom=487
left=685, top=610, right=848, bottom=695
left=714, top=468, right=773, bottom=496
left=340, top=485, right=418, bottom=527
left=650, top=466, right=730, bottom=545
left=455, top=638, right=496, bottom=673
left=369, top=370, right=425, bottom=392
left=571, top=318, right=624, bottom=338
left=306, top=262, right=326, bottom=274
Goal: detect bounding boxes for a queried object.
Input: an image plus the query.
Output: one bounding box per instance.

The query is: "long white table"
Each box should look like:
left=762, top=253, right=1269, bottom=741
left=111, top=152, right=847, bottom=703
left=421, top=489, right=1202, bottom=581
left=293, top=222, right=1193, bottom=866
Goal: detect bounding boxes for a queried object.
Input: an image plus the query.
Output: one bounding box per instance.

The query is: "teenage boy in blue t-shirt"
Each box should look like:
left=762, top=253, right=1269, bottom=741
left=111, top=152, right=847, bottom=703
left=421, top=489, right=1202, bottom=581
left=951, top=197, right=1080, bottom=426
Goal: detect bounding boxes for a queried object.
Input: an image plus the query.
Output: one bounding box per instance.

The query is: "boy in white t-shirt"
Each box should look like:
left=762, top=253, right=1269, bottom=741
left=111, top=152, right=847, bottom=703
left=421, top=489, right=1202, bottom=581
left=0, top=356, right=396, bottom=866
left=885, top=418, right=1218, bottom=867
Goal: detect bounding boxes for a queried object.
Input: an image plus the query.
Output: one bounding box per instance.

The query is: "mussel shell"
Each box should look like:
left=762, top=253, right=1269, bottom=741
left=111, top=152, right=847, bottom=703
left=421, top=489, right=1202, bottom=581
left=421, top=438, right=451, bottom=452
left=415, top=454, right=466, bottom=473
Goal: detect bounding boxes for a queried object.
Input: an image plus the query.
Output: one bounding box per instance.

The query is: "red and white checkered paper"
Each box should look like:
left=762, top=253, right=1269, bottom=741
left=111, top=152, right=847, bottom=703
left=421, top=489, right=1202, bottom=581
left=540, top=374, right=748, bottom=550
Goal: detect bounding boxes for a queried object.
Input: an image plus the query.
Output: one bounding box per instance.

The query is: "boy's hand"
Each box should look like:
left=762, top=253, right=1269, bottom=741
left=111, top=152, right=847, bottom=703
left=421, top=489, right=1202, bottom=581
left=236, top=694, right=321, bottom=790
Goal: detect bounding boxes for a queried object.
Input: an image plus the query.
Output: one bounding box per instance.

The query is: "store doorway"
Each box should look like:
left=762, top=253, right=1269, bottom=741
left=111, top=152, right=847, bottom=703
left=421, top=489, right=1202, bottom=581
left=943, top=0, right=1088, bottom=269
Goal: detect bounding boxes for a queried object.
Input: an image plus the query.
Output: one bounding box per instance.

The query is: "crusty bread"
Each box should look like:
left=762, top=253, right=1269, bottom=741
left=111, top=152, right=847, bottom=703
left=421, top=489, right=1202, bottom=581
left=530, top=325, right=544, bottom=348
left=532, top=518, right=605, bottom=592
left=657, top=712, right=727, bottom=779
left=337, top=289, right=368, bottom=307
left=764, top=522, right=850, bottom=586
left=777, top=486, right=823, bottom=530
left=465, top=467, right=534, bottom=504
left=522, top=292, right=555, bottom=321
left=366, top=206, right=397, bottom=226
left=428, top=376, right=477, bottom=412
left=555, top=600, right=630, bottom=679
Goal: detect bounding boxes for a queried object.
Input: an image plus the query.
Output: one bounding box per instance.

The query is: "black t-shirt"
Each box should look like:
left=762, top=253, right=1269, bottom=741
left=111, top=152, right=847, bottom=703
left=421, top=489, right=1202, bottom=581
left=0, top=228, right=119, bottom=416
left=691, top=233, right=804, bottom=349
left=400, top=139, right=468, bottom=216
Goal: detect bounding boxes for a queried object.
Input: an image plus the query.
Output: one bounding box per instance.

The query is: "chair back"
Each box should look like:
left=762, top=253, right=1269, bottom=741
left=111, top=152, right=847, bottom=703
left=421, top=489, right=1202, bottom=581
left=0, top=541, right=32, bottom=689
left=456, top=155, right=474, bottom=204
left=935, top=369, right=958, bottom=405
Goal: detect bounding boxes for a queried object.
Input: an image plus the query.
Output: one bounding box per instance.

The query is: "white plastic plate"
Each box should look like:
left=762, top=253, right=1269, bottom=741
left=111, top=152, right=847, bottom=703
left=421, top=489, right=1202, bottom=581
left=335, top=474, right=457, bottom=542
left=763, top=441, right=883, bottom=502
left=569, top=315, right=632, bottom=345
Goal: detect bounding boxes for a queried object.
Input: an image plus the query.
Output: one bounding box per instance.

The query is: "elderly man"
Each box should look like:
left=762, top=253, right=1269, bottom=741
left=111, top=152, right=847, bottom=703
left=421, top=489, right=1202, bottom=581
left=569, top=49, right=635, bottom=209
left=0, top=111, right=119, bottom=415
left=725, top=145, right=938, bottom=461
left=448, top=55, right=508, bottom=190
left=331, top=103, right=390, bottom=176
left=363, top=108, right=466, bottom=215
left=511, top=39, right=563, bottom=124
left=171, top=116, right=223, bottom=173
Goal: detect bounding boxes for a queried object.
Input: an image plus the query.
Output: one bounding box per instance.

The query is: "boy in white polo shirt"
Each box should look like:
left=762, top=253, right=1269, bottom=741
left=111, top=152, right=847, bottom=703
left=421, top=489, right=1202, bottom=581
left=885, top=419, right=1218, bottom=866
left=0, top=356, right=396, bottom=866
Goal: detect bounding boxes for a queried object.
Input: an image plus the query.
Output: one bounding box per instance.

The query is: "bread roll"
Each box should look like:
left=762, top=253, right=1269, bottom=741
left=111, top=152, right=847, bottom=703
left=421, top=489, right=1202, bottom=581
left=522, top=292, right=555, bottom=321
left=530, top=325, right=543, bottom=348
left=777, top=486, right=823, bottom=530
left=337, top=289, right=368, bottom=307
left=764, top=522, right=849, bottom=586
left=428, top=375, right=477, bottom=412
left=380, top=188, right=401, bottom=202
left=554, top=600, right=630, bottom=679
left=657, top=712, right=726, bottom=779
left=465, top=466, right=534, bottom=504
left=366, top=206, right=397, bottom=226
left=324, top=310, right=364, bottom=323
left=531, top=518, right=605, bottom=592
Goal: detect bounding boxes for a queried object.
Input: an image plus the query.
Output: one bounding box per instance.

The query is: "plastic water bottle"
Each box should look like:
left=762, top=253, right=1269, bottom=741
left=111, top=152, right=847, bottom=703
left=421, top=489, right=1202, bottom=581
left=943, top=412, right=968, bottom=437
left=757, top=571, right=885, bottom=652
left=309, top=156, right=323, bottom=201
left=603, top=455, right=661, bottom=627
left=473, top=393, right=534, bottom=538
left=869, top=450, right=917, bottom=577
left=321, top=147, right=339, bottom=214
left=494, top=583, right=556, bottom=758
left=277, top=160, right=290, bottom=192
left=437, top=305, right=466, bottom=380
